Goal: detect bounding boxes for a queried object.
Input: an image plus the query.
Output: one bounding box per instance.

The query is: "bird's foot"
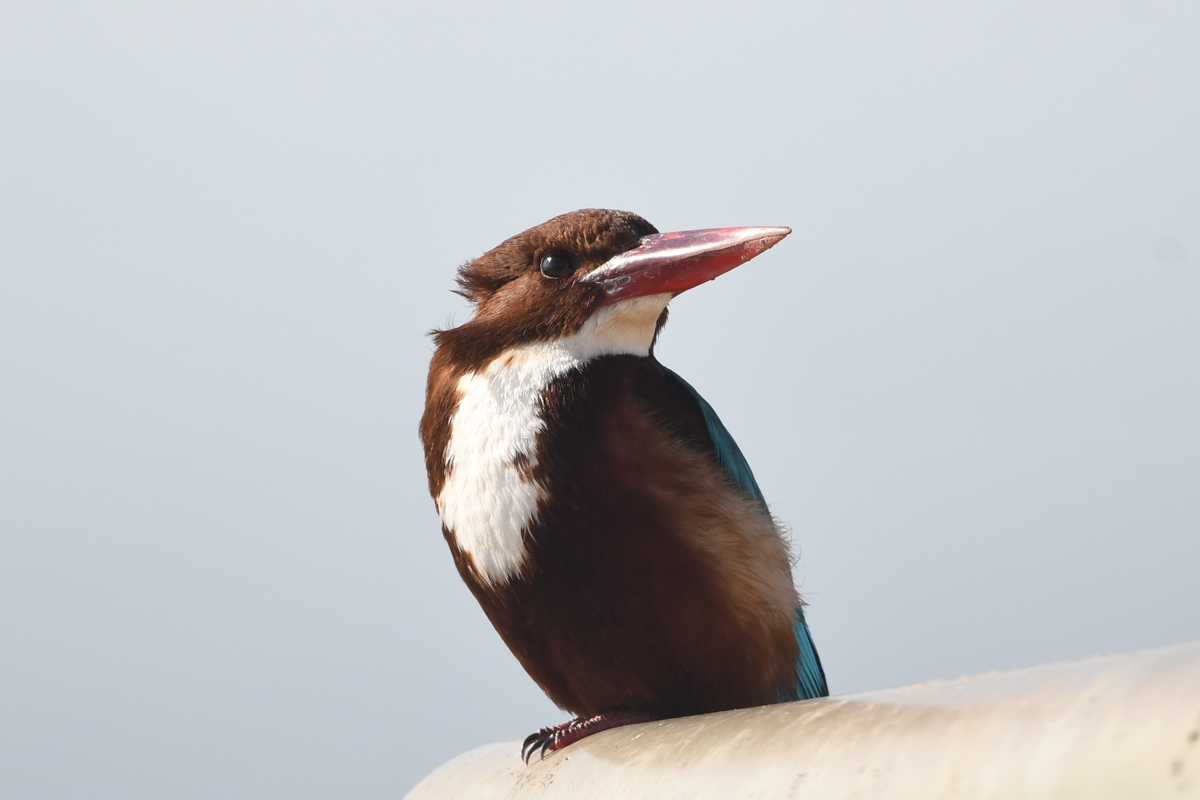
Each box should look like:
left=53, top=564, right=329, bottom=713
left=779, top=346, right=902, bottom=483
left=521, top=711, right=653, bottom=762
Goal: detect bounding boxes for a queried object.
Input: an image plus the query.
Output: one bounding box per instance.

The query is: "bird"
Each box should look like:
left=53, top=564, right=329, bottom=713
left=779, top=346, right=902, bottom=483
left=419, top=209, right=827, bottom=761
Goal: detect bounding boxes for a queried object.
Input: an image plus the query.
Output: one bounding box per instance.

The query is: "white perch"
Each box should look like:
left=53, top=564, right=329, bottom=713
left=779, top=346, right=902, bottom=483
left=407, top=640, right=1200, bottom=799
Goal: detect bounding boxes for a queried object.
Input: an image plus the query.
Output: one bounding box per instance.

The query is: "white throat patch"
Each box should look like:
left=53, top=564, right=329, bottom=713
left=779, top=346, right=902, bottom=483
left=437, top=293, right=670, bottom=587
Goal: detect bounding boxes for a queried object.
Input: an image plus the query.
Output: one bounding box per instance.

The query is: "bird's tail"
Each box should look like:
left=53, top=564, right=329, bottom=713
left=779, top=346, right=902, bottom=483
left=791, top=607, right=829, bottom=700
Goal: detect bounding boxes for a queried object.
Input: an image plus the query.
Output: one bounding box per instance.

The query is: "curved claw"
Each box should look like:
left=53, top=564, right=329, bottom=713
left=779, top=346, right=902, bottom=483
left=521, top=721, right=575, bottom=763
left=520, top=731, right=542, bottom=763
left=521, top=734, right=544, bottom=764
left=519, top=712, right=654, bottom=763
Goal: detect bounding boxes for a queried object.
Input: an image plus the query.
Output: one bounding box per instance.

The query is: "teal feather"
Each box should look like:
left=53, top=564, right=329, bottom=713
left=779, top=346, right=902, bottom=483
left=662, top=368, right=765, bottom=505
left=790, top=607, right=828, bottom=700
left=663, top=367, right=829, bottom=701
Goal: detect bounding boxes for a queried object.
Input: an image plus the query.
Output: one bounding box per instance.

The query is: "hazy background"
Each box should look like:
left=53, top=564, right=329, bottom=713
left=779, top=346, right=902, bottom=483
left=2, top=1, right=1198, bottom=796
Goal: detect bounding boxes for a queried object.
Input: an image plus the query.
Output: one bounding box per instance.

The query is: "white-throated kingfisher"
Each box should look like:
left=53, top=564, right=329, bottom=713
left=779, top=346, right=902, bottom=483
left=419, top=209, right=827, bottom=760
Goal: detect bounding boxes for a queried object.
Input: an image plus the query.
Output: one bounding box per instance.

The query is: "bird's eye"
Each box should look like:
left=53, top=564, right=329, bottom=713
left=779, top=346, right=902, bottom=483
left=539, top=253, right=576, bottom=279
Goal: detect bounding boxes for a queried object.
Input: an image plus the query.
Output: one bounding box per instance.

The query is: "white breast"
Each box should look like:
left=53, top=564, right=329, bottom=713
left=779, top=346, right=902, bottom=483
left=437, top=344, right=579, bottom=586
left=436, top=293, right=671, bottom=588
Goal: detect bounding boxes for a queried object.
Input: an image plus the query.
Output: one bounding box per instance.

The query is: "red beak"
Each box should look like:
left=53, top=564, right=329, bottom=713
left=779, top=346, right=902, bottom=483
left=579, top=226, right=791, bottom=305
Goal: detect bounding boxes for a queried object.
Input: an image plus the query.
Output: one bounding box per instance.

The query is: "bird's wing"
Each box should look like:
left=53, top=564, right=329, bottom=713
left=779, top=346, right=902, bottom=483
left=662, top=367, right=829, bottom=700
left=660, top=367, right=765, bottom=505
left=791, top=607, right=829, bottom=699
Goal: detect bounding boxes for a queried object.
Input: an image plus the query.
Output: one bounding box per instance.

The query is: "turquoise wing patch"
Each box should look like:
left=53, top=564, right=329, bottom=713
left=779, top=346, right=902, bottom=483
left=662, top=367, right=765, bottom=505
left=663, top=367, right=829, bottom=701
left=792, top=607, right=829, bottom=700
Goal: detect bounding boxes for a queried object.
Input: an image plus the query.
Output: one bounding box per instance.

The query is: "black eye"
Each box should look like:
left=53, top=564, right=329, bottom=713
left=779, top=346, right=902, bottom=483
left=539, top=253, right=576, bottom=279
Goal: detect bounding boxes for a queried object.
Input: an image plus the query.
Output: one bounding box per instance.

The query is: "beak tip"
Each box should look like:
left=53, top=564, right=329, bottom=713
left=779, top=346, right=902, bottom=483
left=751, top=226, right=791, bottom=254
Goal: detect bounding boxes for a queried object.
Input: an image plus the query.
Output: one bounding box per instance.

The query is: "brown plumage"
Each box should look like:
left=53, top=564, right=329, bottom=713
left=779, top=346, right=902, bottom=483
left=419, top=209, right=810, bottom=753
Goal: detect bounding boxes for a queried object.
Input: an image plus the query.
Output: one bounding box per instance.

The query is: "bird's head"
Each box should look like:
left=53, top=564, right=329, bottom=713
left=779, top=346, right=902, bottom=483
left=436, top=208, right=789, bottom=366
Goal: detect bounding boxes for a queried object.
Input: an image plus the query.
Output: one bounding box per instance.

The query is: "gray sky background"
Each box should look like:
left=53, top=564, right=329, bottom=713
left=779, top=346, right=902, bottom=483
left=2, top=2, right=1198, bottom=797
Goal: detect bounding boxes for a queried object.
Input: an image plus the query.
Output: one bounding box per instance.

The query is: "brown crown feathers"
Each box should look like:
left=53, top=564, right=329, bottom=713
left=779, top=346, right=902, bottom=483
left=433, top=209, right=665, bottom=370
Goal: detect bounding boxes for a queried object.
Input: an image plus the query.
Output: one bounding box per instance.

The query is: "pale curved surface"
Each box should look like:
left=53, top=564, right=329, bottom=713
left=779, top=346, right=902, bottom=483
left=407, top=641, right=1200, bottom=799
